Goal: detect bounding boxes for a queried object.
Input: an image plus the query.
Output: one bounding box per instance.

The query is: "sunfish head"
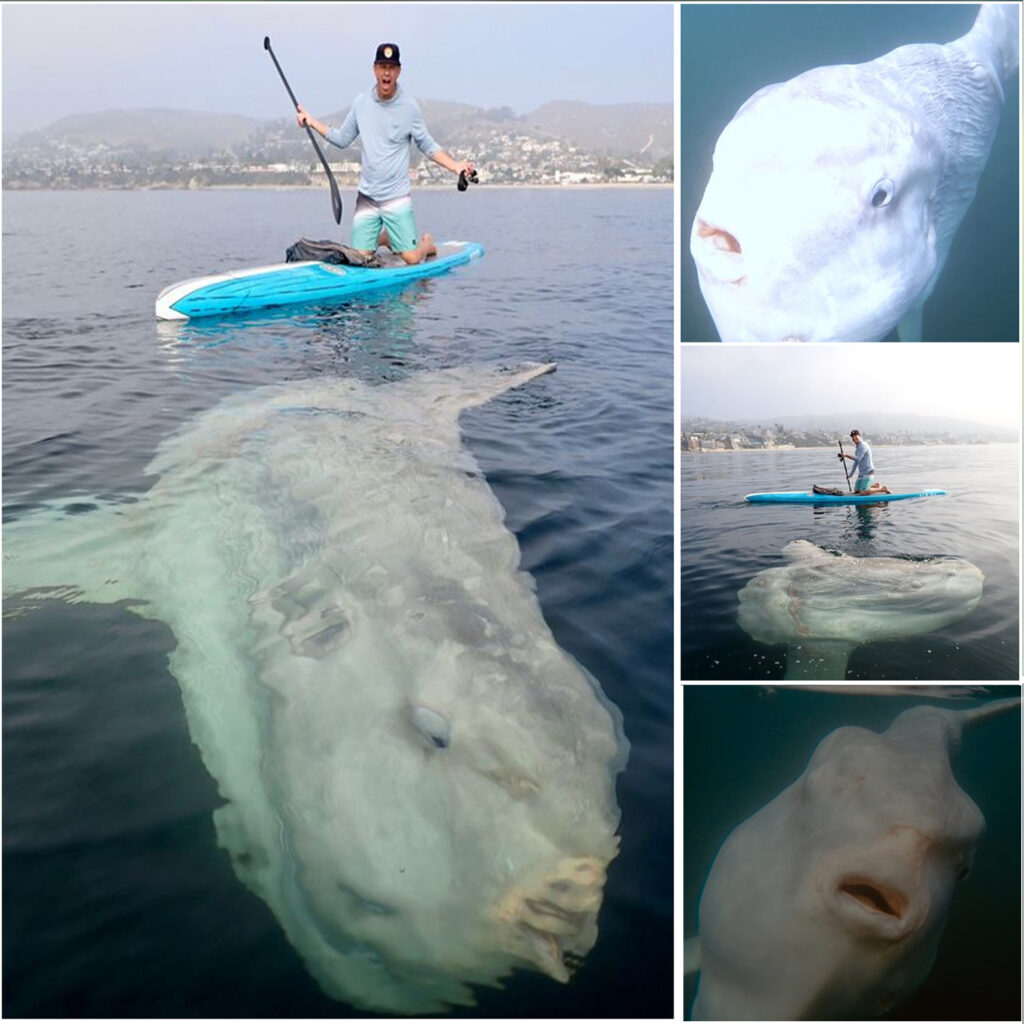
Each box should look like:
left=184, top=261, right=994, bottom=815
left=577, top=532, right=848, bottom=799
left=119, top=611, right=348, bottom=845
left=255, top=620, right=627, bottom=1013
left=691, top=64, right=942, bottom=342
left=694, top=706, right=987, bottom=1019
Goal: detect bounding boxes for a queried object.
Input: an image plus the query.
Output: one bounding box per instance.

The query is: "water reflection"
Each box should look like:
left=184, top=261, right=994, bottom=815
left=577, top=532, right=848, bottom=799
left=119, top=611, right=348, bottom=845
left=154, top=277, right=437, bottom=379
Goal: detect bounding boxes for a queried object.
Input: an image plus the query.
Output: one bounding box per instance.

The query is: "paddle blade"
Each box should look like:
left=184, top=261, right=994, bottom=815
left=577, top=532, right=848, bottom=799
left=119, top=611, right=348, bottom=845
left=263, top=36, right=271, bottom=50
left=329, top=178, right=343, bottom=224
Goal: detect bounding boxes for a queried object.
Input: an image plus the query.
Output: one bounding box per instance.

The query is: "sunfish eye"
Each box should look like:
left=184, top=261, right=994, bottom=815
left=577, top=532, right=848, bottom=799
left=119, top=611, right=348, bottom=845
left=870, top=177, right=895, bottom=208
left=410, top=705, right=451, bottom=749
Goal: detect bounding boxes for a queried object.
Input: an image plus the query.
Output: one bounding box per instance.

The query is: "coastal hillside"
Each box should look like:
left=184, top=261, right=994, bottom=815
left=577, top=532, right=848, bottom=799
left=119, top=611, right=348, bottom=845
left=3, top=101, right=674, bottom=189
left=18, top=108, right=263, bottom=154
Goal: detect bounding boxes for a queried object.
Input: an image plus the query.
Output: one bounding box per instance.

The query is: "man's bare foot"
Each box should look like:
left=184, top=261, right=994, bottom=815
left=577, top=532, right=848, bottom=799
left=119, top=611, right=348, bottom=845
left=398, top=233, right=437, bottom=265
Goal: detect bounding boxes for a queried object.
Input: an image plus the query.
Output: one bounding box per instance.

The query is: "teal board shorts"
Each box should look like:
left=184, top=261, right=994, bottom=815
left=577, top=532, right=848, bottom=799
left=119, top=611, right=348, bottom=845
left=854, top=475, right=875, bottom=492
left=352, top=192, right=419, bottom=253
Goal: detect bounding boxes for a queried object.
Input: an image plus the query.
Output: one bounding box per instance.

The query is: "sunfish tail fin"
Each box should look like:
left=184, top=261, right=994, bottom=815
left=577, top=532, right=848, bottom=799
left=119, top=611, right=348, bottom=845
left=959, top=3, right=1020, bottom=84
left=2, top=498, right=135, bottom=611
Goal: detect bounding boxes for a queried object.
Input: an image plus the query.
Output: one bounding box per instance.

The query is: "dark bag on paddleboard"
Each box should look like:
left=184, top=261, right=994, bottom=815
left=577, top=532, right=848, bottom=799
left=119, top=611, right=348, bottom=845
left=285, top=238, right=384, bottom=267
left=812, top=484, right=846, bottom=496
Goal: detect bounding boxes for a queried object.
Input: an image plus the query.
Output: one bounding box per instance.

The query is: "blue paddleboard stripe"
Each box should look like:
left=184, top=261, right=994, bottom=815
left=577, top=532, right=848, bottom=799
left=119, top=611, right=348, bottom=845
left=745, top=490, right=947, bottom=504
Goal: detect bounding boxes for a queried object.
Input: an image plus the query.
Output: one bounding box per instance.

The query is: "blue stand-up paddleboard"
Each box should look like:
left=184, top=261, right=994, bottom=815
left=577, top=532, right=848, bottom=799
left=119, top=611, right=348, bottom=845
left=745, top=489, right=947, bottom=505
left=155, top=241, right=483, bottom=321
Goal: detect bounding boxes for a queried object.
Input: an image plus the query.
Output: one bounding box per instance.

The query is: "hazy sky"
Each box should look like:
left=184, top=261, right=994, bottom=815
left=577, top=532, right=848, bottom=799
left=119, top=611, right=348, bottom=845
left=1, top=3, right=674, bottom=134
left=681, top=345, right=1023, bottom=430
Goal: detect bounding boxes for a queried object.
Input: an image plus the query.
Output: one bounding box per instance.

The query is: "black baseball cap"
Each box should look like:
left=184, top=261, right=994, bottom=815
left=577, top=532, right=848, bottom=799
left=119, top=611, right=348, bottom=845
left=375, top=43, right=401, bottom=65
left=850, top=429, right=860, bottom=437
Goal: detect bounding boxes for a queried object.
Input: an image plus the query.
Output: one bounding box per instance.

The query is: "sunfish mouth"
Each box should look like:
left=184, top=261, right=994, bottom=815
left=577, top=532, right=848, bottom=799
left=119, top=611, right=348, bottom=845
left=838, top=878, right=906, bottom=919
left=493, top=856, right=607, bottom=981
left=830, top=872, right=923, bottom=940
left=692, top=218, right=747, bottom=285
left=695, top=218, right=742, bottom=255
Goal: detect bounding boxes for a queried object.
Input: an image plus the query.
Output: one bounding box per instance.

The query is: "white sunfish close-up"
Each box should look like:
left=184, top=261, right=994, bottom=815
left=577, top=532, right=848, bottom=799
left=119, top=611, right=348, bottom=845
left=689, top=3, right=1020, bottom=342
left=685, top=691, right=1021, bottom=1020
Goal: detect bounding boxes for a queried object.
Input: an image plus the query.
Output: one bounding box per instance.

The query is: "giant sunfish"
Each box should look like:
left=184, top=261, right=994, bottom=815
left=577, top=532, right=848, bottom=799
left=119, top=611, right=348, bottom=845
left=2, top=363, right=629, bottom=1014
left=688, top=697, right=1021, bottom=1019
left=737, top=540, right=985, bottom=679
left=690, top=3, right=1020, bottom=342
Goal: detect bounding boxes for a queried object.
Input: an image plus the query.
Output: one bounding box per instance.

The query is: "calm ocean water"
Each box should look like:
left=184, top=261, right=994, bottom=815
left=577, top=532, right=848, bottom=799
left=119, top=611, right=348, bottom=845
left=683, top=685, right=1022, bottom=1021
left=2, top=187, right=673, bottom=1017
left=681, top=3, right=1021, bottom=342
left=681, top=445, right=1021, bottom=680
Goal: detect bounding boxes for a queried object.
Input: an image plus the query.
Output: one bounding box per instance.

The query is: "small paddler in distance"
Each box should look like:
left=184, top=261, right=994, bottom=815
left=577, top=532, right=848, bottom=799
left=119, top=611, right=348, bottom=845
left=838, top=428, right=892, bottom=495
left=295, top=42, right=476, bottom=266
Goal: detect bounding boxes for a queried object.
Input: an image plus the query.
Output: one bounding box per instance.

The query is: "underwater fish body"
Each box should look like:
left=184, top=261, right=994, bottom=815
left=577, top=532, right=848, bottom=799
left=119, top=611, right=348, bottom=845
left=737, top=540, right=984, bottom=679
left=2, top=363, right=629, bottom=1013
left=691, top=3, right=1020, bottom=342
left=690, top=698, right=1021, bottom=1019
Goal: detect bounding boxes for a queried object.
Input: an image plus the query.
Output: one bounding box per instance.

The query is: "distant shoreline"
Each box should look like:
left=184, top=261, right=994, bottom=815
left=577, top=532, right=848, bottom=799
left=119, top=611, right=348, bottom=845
left=1, top=181, right=673, bottom=194
left=680, top=441, right=1017, bottom=453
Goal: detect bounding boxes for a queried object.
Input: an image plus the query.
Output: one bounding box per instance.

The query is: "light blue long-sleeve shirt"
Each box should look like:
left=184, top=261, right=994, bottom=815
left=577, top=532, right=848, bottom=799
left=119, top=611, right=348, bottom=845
left=326, top=86, right=440, bottom=202
left=848, top=439, right=875, bottom=479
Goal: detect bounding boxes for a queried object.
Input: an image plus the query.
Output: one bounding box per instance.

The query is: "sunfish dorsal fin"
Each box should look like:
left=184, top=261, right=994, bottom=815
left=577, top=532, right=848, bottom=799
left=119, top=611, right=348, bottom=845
left=400, top=362, right=557, bottom=419
left=885, top=697, right=1021, bottom=758
left=956, top=3, right=1020, bottom=84
left=781, top=540, right=831, bottom=563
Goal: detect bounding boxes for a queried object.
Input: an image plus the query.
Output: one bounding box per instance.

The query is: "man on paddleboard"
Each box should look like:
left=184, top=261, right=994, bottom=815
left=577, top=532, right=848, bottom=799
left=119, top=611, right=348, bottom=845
left=839, top=429, right=892, bottom=495
left=295, top=42, right=475, bottom=265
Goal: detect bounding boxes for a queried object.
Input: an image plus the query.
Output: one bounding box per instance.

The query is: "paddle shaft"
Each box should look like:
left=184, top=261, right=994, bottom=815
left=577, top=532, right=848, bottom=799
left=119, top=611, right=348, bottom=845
left=264, top=36, right=343, bottom=224
left=838, top=440, right=852, bottom=492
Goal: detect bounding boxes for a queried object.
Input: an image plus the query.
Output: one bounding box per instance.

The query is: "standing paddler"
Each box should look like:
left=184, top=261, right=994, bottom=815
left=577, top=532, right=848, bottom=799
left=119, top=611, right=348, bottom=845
left=295, top=42, right=476, bottom=265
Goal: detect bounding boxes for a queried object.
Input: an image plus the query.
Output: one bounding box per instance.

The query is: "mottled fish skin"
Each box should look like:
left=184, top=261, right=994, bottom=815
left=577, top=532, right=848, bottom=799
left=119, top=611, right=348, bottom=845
left=2, top=363, right=629, bottom=1014
left=691, top=3, right=1020, bottom=342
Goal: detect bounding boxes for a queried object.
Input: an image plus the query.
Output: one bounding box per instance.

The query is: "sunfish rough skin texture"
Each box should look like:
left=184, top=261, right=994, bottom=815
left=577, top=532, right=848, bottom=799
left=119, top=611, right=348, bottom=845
left=2, top=363, right=629, bottom=1014
left=690, top=698, right=1021, bottom=1019
left=691, top=3, right=1020, bottom=342
left=737, top=540, right=984, bottom=679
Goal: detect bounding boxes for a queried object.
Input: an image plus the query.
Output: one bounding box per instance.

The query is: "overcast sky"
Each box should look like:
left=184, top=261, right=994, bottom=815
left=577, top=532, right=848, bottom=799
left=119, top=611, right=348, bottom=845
left=681, top=345, right=1023, bottom=430
left=1, top=3, right=674, bottom=134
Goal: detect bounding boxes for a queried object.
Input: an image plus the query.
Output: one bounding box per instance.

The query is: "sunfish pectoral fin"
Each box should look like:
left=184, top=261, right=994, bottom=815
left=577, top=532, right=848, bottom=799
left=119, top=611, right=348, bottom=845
left=684, top=936, right=701, bottom=976
left=896, top=305, right=923, bottom=342
left=213, top=801, right=275, bottom=898
left=2, top=497, right=135, bottom=611
left=784, top=640, right=855, bottom=680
